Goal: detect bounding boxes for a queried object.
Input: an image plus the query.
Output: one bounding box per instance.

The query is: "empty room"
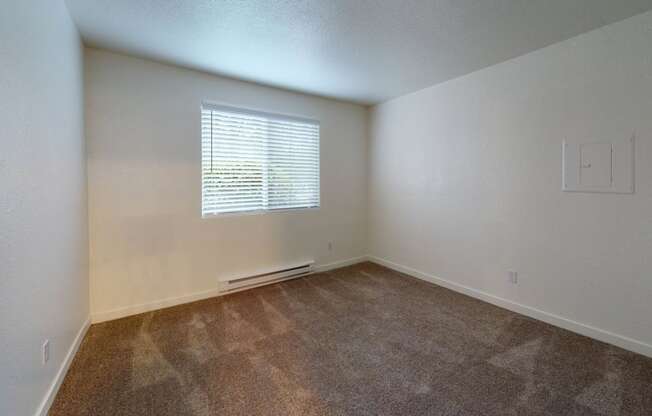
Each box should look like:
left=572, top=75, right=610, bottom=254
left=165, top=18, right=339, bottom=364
left=3, top=0, right=652, bottom=415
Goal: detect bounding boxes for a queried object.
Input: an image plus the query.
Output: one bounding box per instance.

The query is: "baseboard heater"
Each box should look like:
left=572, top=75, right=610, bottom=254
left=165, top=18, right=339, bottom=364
left=219, top=261, right=314, bottom=293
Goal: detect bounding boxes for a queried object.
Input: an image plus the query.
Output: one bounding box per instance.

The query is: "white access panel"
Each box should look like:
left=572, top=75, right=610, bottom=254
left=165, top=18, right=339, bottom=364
left=562, top=135, right=634, bottom=194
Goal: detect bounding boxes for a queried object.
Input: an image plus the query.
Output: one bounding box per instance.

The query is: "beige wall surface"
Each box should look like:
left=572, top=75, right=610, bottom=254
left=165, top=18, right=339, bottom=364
left=369, top=11, right=652, bottom=352
left=0, top=1, right=88, bottom=415
left=85, top=49, right=368, bottom=319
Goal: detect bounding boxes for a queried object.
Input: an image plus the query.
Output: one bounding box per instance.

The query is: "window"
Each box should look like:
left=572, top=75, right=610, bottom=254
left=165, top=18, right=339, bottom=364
left=201, top=104, right=320, bottom=216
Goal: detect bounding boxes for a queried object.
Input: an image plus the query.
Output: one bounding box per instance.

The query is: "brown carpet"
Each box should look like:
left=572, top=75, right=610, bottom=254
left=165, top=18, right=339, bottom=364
left=50, top=262, right=652, bottom=415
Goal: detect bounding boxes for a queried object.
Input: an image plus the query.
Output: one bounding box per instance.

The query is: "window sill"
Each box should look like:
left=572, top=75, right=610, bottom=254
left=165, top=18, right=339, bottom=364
left=201, top=206, right=320, bottom=219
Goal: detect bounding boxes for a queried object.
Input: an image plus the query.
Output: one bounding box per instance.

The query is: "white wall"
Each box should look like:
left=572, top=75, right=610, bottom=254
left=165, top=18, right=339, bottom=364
left=369, top=11, right=652, bottom=353
left=85, top=49, right=368, bottom=321
left=0, top=1, right=88, bottom=415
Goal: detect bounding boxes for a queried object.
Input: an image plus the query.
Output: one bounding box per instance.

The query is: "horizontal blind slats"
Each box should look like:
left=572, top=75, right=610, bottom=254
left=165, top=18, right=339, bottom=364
left=201, top=105, right=320, bottom=215
left=203, top=152, right=319, bottom=162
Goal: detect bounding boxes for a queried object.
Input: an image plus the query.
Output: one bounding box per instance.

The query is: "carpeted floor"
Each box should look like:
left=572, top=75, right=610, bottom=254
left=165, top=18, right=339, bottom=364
left=50, top=262, right=652, bottom=415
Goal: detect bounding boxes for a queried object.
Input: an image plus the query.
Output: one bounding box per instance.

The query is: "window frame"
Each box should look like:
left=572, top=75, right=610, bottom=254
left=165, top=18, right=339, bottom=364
left=200, top=102, right=321, bottom=218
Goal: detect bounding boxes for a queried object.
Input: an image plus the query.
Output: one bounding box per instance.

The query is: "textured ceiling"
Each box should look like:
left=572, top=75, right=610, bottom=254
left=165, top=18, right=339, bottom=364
left=65, top=0, right=652, bottom=104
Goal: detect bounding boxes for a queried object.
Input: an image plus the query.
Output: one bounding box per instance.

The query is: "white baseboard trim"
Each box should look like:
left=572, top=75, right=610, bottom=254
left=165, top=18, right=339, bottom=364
left=91, top=287, right=223, bottom=323
left=368, top=255, right=652, bottom=359
left=92, top=256, right=368, bottom=324
left=35, top=317, right=91, bottom=416
left=313, top=256, right=368, bottom=273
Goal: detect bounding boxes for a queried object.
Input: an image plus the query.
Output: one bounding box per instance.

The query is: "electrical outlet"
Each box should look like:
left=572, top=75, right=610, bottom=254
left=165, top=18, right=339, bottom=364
left=508, top=271, right=518, bottom=285
left=328, top=242, right=333, bottom=252
left=42, top=340, right=50, bottom=365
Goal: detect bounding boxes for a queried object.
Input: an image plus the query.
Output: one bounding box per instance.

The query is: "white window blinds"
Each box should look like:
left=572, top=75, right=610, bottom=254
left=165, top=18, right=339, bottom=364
left=201, top=104, right=320, bottom=216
